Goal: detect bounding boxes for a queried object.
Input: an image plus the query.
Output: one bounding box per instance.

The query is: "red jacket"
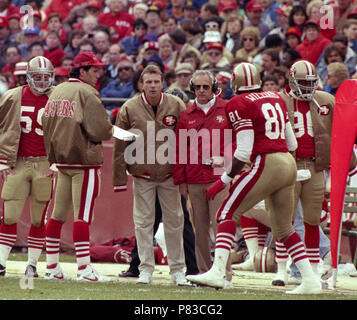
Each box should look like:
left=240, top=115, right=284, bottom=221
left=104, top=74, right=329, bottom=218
left=296, top=34, right=331, bottom=65
left=98, top=11, right=134, bottom=43
left=44, top=47, right=65, bottom=67
left=173, top=97, right=233, bottom=185
left=45, top=0, right=86, bottom=20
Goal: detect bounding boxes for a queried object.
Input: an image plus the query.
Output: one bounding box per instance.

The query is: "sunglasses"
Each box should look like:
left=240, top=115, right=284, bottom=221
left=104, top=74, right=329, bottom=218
left=243, top=37, right=254, bottom=42
left=205, top=23, right=219, bottom=29
left=193, top=84, right=211, bottom=90
left=208, top=51, right=221, bottom=57
left=118, top=66, right=131, bottom=72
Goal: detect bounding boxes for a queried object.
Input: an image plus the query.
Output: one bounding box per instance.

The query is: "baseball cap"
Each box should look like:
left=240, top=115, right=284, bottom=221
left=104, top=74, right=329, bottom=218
left=55, top=67, right=70, bottom=77
left=246, top=0, right=263, bottom=12
left=0, top=16, right=9, bottom=28
left=219, top=0, right=238, bottom=13
left=14, top=61, right=28, bottom=76
left=87, top=0, right=102, bottom=10
left=152, top=0, right=167, bottom=9
left=184, top=0, right=199, bottom=10
left=203, top=31, right=221, bottom=43
left=117, top=57, right=133, bottom=69
left=73, top=52, right=105, bottom=69
left=175, top=62, right=194, bottom=75
left=216, top=71, right=232, bottom=83
left=24, top=25, right=40, bottom=36
left=147, top=5, right=161, bottom=14
left=144, top=41, right=159, bottom=51
left=274, top=5, right=292, bottom=17
left=286, top=26, right=302, bottom=38
left=206, top=42, right=224, bottom=52
left=8, top=13, right=21, bottom=21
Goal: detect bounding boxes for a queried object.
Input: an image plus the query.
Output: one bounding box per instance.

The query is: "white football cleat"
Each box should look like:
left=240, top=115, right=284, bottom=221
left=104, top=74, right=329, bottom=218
left=186, top=268, right=225, bottom=289
left=77, top=265, right=111, bottom=282
left=136, top=272, right=152, bottom=285
left=45, top=264, right=71, bottom=280
left=232, top=258, right=254, bottom=271
left=285, top=276, right=322, bottom=294
left=171, top=271, right=193, bottom=286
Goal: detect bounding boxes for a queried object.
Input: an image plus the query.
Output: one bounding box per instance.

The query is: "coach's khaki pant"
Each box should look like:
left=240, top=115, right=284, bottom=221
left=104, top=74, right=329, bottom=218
left=133, top=177, right=185, bottom=275
left=187, top=183, right=232, bottom=279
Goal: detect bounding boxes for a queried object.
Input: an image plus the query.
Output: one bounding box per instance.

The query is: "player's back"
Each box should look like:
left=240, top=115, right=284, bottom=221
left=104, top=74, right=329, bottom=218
left=226, top=90, right=289, bottom=160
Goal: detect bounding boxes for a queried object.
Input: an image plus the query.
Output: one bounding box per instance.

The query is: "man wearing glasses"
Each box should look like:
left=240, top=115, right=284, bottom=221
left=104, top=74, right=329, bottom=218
left=173, top=70, right=233, bottom=288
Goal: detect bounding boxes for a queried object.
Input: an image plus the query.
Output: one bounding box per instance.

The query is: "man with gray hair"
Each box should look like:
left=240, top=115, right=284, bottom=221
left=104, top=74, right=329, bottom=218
left=173, top=69, right=233, bottom=287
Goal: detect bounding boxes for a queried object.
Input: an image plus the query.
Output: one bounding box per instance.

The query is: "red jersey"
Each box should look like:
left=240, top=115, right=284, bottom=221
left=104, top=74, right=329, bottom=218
left=226, top=91, right=289, bottom=161
left=98, top=12, right=134, bottom=43
left=17, top=86, right=48, bottom=157
left=293, top=99, right=315, bottom=159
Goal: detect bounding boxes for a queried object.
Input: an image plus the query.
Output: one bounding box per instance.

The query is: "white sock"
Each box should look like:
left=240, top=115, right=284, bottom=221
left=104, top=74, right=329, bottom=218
left=213, top=248, right=230, bottom=274
left=0, top=245, right=12, bottom=267
left=28, top=248, right=42, bottom=267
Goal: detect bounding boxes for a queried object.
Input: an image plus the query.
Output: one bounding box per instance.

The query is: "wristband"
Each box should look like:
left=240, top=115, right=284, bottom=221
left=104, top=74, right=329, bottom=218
left=221, top=172, right=233, bottom=185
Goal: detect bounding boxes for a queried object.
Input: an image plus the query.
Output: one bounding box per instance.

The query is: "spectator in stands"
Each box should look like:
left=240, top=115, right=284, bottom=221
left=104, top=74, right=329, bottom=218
left=201, top=30, right=233, bottom=66
left=78, top=38, right=96, bottom=53
left=218, top=0, right=243, bottom=21
left=333, top=0, right=357, bottom=35
left=159, top=33, right=174, bottom=69
left=221, top=16, right=243, bottom=57
left=260, top=48, right=280, bottom=78
left=201, top=42, right=230, bottom=70
left=200, top=2, right=219, bottom=24
left=54, top=66, right=70, bottom=84
left=317, top=43, right=346, bottom=82
left=162, top=16, right=178, bottom=36
left=106, top=43, right=124, bottom=79
left=181, top=50, right=201, bottom=70
left=281, top=47, right=301, bottom=69
left=1, top=44, right=22, bottom=87
left=85, top=0, right=103, bottom=18
left=120, top=18, right=148, bottom=57
left=60, top=55, right=73, bottom=70
left=284, top=26, right=302, bottom=50
left=64, top=29, right=85, bottom=57
left=342, top=19, right=357, bottom=53
left=171, top=62, right=195, bottom=100
left=307, top=0, right=335, bottom=41
left=183, top=0, right=200, bottom=20
left=288, top=4, right=308, bottom=34
left=216, top=70, right=233, bottom=100
left=18, top=25, right=42, bottom=60
left=28, top=41, right=45, bottom=60
left=8, top=13, right=21, bottom=43
left=332, top=34, right=357, bottom=76
left=93, top=31, right=111, bottom=60
left=133, top=3, right=148, bottom=20
left=324, top=62, right=350, bottom=95
left=168, top=0, right=185, bottom=22
left=266, top=4, right=292, bottom=41
left=145, top=6, right=163, bottom=37
left=45, top=0, right=86, bottom=21
left=100, top=57, right=135, bottom=121
left=270, top=65, right=289, bottom=90
left=0, top=0, right=20, bottom=20
left=181, top=19, right=204, bottom=51
left=261, top=0, right=280, bottom=29
left=244, top=0, right=270, bottom=40
left=82, top=14, right=98, bottom=39
left=296, top=19, right=331, bottom=65
left=47, top=13, right=68, bottom=47
left=12, top=61, right=27, bottom=88
left=203, top=16, right=223, bottom=33
left=170, top=28, right=202, bottom=69
left=262, top=74, right=279, bottom=91
left=98, top=0, right=135, bottom=43
left=235, top=27, right=260, bottom=62
left=44, top=30, right=65, bottom=67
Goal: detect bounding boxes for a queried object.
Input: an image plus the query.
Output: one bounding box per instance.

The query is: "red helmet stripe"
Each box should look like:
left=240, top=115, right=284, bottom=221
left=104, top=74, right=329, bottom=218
left=242, top=64, right=249, bottom=86
left=38, top=57, right=42, bottom=68
left=303, top=61, right=312, bottom=76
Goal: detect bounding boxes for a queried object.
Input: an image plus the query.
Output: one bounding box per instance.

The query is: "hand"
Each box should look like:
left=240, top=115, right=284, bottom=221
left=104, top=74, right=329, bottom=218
left=179, top=183, right=188, bottom=199
left=211, top=156, right=225, bottom=168
left=206, top=180, right=226, bottom=201
left=0, top=168, right=15, bottom=181
left=42, top=169, right=57, bottom=178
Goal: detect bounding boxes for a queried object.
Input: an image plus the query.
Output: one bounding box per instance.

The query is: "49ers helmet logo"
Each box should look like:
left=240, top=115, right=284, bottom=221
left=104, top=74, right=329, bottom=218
left=163, top=115, right=177, bottom=126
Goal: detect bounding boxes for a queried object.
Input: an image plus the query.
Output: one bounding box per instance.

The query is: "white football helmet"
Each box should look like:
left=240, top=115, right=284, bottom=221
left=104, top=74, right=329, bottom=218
left=231, top=62, right=261, bottom=92
left=27, top=56, right=54, bottom=94
left=288, top=60, right=318, bottom=101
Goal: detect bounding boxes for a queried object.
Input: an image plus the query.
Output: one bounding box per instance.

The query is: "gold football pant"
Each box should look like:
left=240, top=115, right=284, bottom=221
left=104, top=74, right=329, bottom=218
left=217, top=152, right=297, bottom=241
left=1, top=157, right=52, bottom=227
left=50, top=168, right=100, bottom=224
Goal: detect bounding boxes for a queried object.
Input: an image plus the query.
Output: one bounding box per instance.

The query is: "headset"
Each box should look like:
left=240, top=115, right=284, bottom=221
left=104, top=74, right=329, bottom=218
left=189, top=71, right=218, bottom=94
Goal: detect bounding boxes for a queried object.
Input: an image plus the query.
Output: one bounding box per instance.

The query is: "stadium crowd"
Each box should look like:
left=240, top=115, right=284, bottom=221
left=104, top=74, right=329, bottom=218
left=1, top=0, right=357, bottom=292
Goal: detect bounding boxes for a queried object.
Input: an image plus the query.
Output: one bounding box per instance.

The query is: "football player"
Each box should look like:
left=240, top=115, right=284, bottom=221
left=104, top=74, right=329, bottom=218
left=186, top=62, right=322, bottom=294
left=0, top=56, right=55, bottom=277
left=272, top=60, right=357, bottom=285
